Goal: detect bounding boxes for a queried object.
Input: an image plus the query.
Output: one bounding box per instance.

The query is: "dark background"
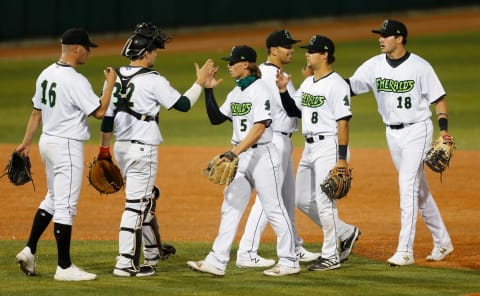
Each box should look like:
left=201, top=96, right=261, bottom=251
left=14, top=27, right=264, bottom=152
left=0, top=0, right=477, bottom=41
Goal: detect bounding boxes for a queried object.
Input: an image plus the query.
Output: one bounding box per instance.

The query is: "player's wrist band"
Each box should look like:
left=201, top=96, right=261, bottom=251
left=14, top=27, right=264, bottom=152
left=438, top=118, right=448, bottom=131
left=183, top=83, right=203, bottom=107
left=338, top=145, right=348, bottom=160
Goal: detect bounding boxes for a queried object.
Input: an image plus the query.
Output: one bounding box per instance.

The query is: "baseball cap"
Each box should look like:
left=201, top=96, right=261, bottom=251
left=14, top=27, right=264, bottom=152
left=61, top=28, right=98, bottom=48
left=266, top=29, right=300, bottom=48
left=372, top=20, right=408, bottom=37
left=221, top=45, right=257, bottom=65
left=300, top=35, right=335, bottom=55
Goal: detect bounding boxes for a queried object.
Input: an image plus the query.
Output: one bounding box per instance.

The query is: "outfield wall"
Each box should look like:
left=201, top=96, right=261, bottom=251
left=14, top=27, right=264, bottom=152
left=0, top=0, right=476, bottom=41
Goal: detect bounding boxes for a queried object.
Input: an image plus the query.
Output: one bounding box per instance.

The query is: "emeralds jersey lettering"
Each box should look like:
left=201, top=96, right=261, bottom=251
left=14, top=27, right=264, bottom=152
left=376, top=78, right=414, bottom=93
left=230, top=102, right=252, bottom=116
left=301, top=92, right=326, bottom=108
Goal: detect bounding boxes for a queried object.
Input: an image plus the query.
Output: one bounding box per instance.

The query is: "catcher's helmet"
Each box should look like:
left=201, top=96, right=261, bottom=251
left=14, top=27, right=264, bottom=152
left=121, top=22, right=171, bottom=60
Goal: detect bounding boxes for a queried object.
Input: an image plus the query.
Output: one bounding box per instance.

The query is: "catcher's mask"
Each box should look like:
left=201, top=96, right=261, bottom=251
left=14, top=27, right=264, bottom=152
left=121, top=22, right=171, bottom=60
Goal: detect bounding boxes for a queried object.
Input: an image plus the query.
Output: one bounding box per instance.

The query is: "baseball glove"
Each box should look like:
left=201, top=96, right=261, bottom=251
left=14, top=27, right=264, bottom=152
left=425, top=136, right=456, bottom=173
left=1, top=151, right=34, bottom=188
left=205, top=151, right=238, bottom=185
left=159, top=243, right=176, bottom=260
left=88, top=158, right=124, bottom=194
left=320, top=166, right=352, bottom=200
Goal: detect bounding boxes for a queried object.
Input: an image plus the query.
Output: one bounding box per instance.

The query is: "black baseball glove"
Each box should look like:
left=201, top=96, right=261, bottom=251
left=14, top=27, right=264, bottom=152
left=1, top=151, right=34, bottom=189
left=159, top=243, right=176, bottom=260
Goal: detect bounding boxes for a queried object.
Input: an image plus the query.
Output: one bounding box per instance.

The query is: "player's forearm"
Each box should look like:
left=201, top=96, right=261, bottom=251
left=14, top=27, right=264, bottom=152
left=231, top=122, right=266, bottom=156
left=95, top=87, right=114, bottom=119
left=337, top=119, right=349, bottom=146
left=21, top=109, right=42, bottom=147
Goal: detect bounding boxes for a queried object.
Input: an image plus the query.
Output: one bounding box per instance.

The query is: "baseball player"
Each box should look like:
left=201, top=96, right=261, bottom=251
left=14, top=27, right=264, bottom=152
left=187, top=45, right=300, bottom=277
left=98, top=22, right=213, bottom=277
left=15, top=28, right=117, bottom=281
left=236, top=29, right=320, bottom=268
left=277, top=35, right=360, bottom=271
left=347, top=20, right=453, bottom=266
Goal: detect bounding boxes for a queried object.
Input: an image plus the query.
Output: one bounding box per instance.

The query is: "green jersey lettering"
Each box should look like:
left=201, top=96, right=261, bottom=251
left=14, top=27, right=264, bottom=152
left=230, top=102, right=252, bottom=116
left=301, top=92, right=326, bottom=108
left=376, top=78, right=414, bottom=93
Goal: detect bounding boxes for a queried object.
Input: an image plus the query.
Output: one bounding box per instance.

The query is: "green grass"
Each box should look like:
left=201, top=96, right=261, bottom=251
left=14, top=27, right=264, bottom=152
left=0, top=31, right=479, bottom=149
left=1, top=240, right=479, bottom=296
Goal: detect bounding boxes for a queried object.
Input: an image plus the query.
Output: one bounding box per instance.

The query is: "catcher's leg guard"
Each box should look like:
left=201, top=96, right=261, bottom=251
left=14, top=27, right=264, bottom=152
left=117, top=196, right=151, bottom=269
left=142, top=187, right=162, bottom=265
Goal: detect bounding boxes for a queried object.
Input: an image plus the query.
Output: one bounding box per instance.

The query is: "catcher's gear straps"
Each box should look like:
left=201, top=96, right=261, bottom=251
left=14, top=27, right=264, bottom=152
left=119, top=197, right=150, bottom=266
left=113, top=67, right=159, bottom=122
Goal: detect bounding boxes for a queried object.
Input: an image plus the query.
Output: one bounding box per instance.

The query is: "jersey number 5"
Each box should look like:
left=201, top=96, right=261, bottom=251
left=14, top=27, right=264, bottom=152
left=40, top=80, right=57, bottom=107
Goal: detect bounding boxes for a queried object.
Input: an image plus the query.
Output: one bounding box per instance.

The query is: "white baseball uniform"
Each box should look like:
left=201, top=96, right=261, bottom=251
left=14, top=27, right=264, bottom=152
left=291, top=72, right=356, bottom=260
left=104, top=66, right=180, bottom=269
left=34, top=62, right=101, bottom=225
left=237, top=63, right=303, bottom=261
left=348, top=52, right=452, bottom=254
left=204, top=78, right=298, bottom=271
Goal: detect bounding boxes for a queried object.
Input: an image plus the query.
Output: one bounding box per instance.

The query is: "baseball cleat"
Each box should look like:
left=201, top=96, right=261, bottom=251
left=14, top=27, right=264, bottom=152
left=54, top=264, right=96, bottom=281
left=16, top=247, right=37, bottom=276
left=187, top=260, right=225, bottom=276
left=263, top=264, right=300, bottom=277
left=297, top=246, right=321, bottom=262
left=426, top=244, right=454, bottom=261
left=339, top=227, right=361, bottom=262
left=113, top=265, right=155, bottom=277
left=236, top=256, right=275, bottom=268
left=387, top=252, right=414, bottom=266
left=308, top=257, right=341, bottom=271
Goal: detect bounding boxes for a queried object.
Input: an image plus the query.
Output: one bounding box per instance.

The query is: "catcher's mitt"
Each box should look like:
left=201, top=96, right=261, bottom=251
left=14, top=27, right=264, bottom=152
left=320, top=166, right=352, bottom=200
left=88, top=158, right=124, bottom=194
left=159, top=243, right=176, bottom=260
left=1, top=151, right=34, bottom=188
left=425, top=136, right=456, bottom=173
left=205, top=151, right=238, bottom=185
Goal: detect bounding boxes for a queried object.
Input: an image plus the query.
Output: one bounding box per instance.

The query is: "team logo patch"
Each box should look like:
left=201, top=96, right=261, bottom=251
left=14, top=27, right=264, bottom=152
left=301, top=92, right=326, bottom=108
left=376, top=78, right=414, bottom=93
left=230, top=102, right=252, bottom=116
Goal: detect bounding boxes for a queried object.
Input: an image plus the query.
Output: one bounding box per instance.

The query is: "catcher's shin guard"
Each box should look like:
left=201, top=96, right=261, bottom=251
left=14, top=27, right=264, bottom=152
left=117, top=196, right=150, bottom=268
left=142, top=194, right=162, bottom=263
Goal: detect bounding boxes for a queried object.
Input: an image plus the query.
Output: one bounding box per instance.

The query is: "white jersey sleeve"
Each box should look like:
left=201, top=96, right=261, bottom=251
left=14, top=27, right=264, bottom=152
left=220, top=79, right=273, bottom=145
left=32, top=63, right=101, bottom=141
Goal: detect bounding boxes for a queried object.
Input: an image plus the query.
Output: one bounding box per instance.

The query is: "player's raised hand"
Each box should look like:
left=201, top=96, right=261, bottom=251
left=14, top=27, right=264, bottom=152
left=195, top=59, right=214, bottom=87
left=276, top=69, right=291, bottom=92
left=104, top=67, right=117, bottom=84
left=203, top=61, right=223, bottom=89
